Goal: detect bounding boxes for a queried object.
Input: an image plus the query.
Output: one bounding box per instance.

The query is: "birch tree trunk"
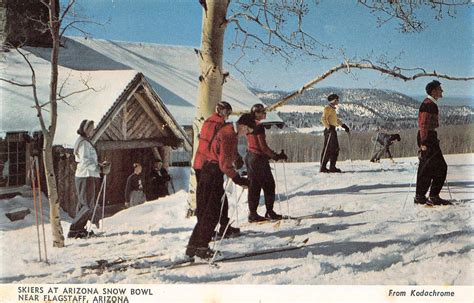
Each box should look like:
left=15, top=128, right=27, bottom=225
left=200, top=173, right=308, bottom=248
left=187, top=0, right=229, bottom=215
left=44, top=0, right=65, bottom=247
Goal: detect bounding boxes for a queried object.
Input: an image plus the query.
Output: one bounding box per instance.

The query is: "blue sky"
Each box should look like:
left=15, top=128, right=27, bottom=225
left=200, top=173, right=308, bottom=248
left=70, top=0, right=473, bottom=97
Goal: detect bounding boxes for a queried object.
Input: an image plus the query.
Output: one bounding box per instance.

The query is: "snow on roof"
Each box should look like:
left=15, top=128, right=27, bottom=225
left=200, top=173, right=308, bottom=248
left=1, top=37, right=281, bottom=146
left=25, top=36, right=282, bottom=125
left=0, top=48, right=140, bottom=147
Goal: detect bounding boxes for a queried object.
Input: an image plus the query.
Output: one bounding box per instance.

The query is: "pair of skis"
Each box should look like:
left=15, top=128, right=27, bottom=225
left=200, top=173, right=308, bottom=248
left=82, top=237, right=309, bottom=275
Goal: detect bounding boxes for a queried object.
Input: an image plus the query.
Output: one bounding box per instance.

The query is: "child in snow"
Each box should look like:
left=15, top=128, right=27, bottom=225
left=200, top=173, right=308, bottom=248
left=125, top=163, right=146, bottom=207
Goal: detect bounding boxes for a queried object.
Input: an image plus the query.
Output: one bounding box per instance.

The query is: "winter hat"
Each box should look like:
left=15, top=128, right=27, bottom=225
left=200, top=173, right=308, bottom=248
left=77, top=119, right=94, bottom=137
left=237, top=113, right=256, bottom=129
left=327, top=94, right=339, bottom=104
left=251, top=103, right=266, bottom=114
left=216, top=101, right=233, bottom=115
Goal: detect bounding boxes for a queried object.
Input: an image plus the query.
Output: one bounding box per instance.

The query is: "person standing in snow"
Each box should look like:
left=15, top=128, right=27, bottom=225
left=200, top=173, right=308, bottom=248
left=147, top=159, right=171, bottom=200
left=414, top=80, right=451, bottom=206
left=69, top=120, right=102, bottom=239
left=245, top=103, right=287, bottom=222
left=186, top=113, right=254, bottom=260
left=320, top=94, right=350, bottom=173
left=370, top=133, right=401, bottom=163
left=125, top=163, right=146, bottom=207
left=193, top=101, right=243, bottom=239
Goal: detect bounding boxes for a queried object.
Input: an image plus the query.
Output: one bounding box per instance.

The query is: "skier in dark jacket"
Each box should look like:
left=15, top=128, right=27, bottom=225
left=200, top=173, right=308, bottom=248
left=414, top=80, right=451, bottom=206
left=370, top=133, right=401, bottom=163
left=320, top=94, right=350, bottom=173
left=186, top=112, right=254, bottom=260
left=125, top=163, right=146, bottom=207
left=147, top=159, right=170, bottom=200
left=246, top=104, right=287, bottom=222
left=193, top=101, right=242, bottom=239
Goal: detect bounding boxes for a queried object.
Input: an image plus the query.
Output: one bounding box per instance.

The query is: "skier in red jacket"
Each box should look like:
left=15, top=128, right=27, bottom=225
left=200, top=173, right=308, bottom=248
left=186, top=111, right=255, bottom=259
left=193, top=101, right=242, bottom=239
left=245, top=104, right=287, bottom=222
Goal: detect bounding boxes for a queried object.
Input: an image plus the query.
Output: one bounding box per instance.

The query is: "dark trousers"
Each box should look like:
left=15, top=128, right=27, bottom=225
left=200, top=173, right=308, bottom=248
left=70, top=177, right=97, bottom=232
left=188, top=162, right=225, bottom=248
left=321, top=128, right=339, bottom=169
left=416, top=132, right=447, bottom=197
left=371, top=145, right=390, bottom=161
left=195, top=169, right=229, bottom=227
left=245, top=152, right=275, bottom=214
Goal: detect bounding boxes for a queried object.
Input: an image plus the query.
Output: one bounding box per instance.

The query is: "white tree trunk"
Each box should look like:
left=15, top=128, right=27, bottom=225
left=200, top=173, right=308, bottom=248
left=43, top=137, right=65, bottom=247
left=45, top=0, right=65, bottom=247
left=187, top=0, right=229, bottom=215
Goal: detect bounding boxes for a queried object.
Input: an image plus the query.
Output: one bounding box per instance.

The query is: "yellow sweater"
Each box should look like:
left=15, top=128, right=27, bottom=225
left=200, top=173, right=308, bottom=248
left=321, top=105, right=342, bottom=128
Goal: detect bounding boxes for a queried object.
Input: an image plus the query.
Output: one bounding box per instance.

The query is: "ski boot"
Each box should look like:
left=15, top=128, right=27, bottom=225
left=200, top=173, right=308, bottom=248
left=265, top=210, right=283, bottom=220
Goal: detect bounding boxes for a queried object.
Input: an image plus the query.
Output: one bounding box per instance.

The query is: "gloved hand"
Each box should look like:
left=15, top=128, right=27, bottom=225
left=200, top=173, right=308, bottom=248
left=234, top=155, right=244, bottom=169
left=232, top=175, right=249, bottom=187
left=100, top=161, right=111, bottom=175
left=341, top=124, right=350, bottom=133
left=272, top=150, right=288, bottom=161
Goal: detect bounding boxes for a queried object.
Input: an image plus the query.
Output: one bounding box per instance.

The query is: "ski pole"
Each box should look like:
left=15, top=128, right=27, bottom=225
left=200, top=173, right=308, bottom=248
left=210, top=187, right=245, bottom=265
left=34, top=156, right=48, bottom=263
left=30, top=159, right=42, bottom=262
left=402, top=162, right=418, bottom=211
left=273, top=161, right=282, bottom=214
left=370, top=133, right=379, bottom=162
left=88, top=176, right=106, bottom=237
left=282, top=161, right=290, bottom=217
left=212, top=178, right=231, bottom=251
left=445, top=178, right=453, bottom=201
left=170, top=176, right=176, bottom=194
left=320, top=130, right=332, bottom=170
left=101, top=174, right=107, bottom=232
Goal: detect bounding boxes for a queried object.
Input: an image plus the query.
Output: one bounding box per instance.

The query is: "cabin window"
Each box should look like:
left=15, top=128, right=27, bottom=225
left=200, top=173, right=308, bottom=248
left=0, top=133, right=27, bottom=187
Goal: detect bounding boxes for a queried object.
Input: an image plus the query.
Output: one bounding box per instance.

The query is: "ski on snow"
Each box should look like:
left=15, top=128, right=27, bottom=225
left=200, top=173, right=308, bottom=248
left=137, top=237, right=310, bottom=274
left=82, top=237, right=309, bottom=275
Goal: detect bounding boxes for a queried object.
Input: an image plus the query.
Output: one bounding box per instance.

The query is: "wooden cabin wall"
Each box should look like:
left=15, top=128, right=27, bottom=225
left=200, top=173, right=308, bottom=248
left=100, top=148, right=156, bottom=206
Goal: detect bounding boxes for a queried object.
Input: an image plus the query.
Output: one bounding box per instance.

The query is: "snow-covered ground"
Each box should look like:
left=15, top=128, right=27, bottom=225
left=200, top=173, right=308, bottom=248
left=0, top=154, right=472, bottom=286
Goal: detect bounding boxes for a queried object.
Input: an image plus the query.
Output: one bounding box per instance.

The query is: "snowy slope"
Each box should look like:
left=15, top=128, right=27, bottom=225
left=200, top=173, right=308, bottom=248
left=0, top=154, right=472, bottom=285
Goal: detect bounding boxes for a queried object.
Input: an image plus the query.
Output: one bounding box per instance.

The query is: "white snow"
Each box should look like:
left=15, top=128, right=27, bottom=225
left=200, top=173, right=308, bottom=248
left=0, top=154, right=472, bottom=286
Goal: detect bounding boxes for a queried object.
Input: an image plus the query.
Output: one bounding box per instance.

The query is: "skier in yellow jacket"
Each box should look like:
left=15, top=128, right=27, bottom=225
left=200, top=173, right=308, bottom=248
left=320, top=94, right=350, bottom=173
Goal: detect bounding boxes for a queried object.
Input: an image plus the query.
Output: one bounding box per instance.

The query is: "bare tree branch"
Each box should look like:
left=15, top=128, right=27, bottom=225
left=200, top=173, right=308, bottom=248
left=357, top=0, right=471, bottom=32
left=0, top=78, right=33, bottom=87
left=11, top=47, right=50, bottom=134
left=265, top=61, right=474, bottom=112
left=226, top=0, right=333, bottom=68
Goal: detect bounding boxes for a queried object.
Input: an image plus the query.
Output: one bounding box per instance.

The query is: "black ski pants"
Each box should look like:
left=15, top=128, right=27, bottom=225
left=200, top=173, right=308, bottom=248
left=321, top=128, right=339, bottom=169
left=195, top=169, right=229, bottom=227
left=245, top=152, right=275, bottom=214
left=416, top=132, right=447, bottom=197
left=188, top=162, right=225, bottom=248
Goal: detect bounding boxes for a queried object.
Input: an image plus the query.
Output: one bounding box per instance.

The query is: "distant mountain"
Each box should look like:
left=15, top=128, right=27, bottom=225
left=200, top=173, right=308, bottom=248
left=252, top=87, right=473, bottom=132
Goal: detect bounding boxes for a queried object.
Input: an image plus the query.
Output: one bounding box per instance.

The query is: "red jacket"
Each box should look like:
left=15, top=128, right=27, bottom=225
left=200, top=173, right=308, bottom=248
left=418, top=97, right=439, bottom=145
left=246, top=123, right=276, bottom=158
left=193, top=113, right=225, bottom=171
left=209, top=123, right=239, bottom=179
